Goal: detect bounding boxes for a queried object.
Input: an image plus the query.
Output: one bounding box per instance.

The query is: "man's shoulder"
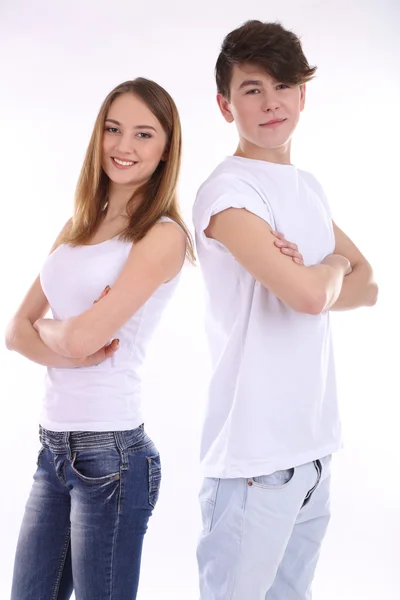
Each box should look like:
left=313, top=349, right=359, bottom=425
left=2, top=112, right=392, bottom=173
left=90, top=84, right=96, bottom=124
left=298, top=168, right=325, bottom=194
left=195, top=158, right=260, bottom=203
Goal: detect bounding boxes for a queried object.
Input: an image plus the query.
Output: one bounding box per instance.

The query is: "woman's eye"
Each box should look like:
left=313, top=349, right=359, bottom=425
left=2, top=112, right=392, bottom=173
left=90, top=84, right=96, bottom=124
left=137, top=132, right=151, bottom=139
left=106, top=127, right=119, bottom=133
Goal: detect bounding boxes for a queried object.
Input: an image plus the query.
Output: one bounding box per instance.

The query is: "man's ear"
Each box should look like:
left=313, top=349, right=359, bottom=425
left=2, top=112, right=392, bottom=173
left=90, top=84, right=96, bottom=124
left=217, top=93, right=234, bottom=123
left=300, top=84, right=306, bottom=112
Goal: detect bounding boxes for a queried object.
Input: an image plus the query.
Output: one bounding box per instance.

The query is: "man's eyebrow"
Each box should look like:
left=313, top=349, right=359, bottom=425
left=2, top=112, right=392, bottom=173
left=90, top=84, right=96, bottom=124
left=238, top=79, right=264, bottom=90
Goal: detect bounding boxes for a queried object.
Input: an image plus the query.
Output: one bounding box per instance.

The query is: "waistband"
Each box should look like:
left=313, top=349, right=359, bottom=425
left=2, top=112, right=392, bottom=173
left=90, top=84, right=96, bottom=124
left=39, top=424, right=145, bottom=454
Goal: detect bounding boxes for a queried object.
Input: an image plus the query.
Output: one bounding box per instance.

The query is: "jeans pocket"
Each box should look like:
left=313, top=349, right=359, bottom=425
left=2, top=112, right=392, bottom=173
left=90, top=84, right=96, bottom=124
left=250, top=467, right=295, bottom=490
left=71, top=449, right=121, bottom=485
left=199, top=478, right=220, bottom=533
left=36, top=446, right=46, bottom=467
left=148, top=454, right=161, bottom=508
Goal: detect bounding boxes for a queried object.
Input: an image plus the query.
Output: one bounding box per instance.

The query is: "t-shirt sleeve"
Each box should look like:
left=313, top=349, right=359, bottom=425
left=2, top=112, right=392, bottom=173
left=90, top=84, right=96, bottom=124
left=193, top=174, right=275, bottom=242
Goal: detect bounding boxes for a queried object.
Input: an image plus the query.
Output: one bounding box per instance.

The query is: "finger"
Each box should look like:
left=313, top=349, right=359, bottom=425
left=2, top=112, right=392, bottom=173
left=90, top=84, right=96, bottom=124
left=104, top=339, right=120, bottom=358
left=271, top=230, right=286, bottom=240
left=276, top=240, right=298, bottom=250
left=281, top=247, right=302, bottom=258
left=275, top=241, right=298, bottom=251
left=293, top=257, right=304, bottom=265
left=99, top=285, right=111, bottom=298
left=93, top=285, right=111, bottom=304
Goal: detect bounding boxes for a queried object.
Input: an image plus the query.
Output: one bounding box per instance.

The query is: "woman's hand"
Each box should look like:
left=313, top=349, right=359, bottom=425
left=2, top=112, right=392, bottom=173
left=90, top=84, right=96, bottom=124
left=73, top=338, right=119, bottom=367
left=73, top=285, right=119, bottom=367
left=34, top=285, right=119, bottom=365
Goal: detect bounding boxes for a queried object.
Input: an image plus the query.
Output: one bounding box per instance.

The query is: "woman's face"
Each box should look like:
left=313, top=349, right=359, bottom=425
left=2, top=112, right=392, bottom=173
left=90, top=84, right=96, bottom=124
left=102, top=93, right=167, bottom=191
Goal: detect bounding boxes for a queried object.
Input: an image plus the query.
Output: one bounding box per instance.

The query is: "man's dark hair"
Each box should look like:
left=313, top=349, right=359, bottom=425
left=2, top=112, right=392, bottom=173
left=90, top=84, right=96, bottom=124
left=215, top=20, right=317, bottom=100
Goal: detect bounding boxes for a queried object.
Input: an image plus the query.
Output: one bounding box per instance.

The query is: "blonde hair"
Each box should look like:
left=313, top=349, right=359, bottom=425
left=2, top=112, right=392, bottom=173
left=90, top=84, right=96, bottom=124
left=60, top=78, right=195, bottom=263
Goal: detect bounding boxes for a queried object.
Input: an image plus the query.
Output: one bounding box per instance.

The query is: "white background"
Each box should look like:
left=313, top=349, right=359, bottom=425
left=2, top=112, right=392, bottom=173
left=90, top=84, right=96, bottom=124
left=1, top=0, right=399, bottom=598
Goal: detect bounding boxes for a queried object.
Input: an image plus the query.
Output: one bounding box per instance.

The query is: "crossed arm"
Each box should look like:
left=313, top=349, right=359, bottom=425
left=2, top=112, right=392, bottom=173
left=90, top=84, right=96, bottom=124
left=5, top=221, right=186, bottom=364
left=205, top=208, right=378, bottom=314
left=272, top=222, right=378, bottom=311
left=328, top=222, right=378, bottom=310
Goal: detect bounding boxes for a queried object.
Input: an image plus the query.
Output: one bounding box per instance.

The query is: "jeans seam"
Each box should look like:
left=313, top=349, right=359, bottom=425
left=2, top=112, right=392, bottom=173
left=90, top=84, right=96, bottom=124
left=207, top=478, right=220, bottom=532
left=229, top=479, right=247, bottom=600
left=109, top=480, right=122, bottom=598
left=51, top=525, right=71, bottom=600
left=117, top=464, right=124, bottom=514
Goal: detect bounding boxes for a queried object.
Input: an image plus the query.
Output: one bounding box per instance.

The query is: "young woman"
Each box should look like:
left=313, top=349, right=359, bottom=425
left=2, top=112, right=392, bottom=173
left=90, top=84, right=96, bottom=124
left=6, top=77, right=194, bottom=600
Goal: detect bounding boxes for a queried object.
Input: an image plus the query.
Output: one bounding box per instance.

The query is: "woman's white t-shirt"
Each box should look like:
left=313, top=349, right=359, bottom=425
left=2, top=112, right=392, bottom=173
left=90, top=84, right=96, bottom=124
left=39, top=218, right=181, bottom=432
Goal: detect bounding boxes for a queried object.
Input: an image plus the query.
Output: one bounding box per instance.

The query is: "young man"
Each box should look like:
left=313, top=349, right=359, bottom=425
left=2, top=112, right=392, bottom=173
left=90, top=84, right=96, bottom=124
left=192, top=20, right=378, bottom=600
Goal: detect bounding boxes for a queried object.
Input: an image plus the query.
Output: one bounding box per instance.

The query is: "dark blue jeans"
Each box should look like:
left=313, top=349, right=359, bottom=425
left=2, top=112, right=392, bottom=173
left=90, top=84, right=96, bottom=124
left=11, top=425, right=161, bottom=600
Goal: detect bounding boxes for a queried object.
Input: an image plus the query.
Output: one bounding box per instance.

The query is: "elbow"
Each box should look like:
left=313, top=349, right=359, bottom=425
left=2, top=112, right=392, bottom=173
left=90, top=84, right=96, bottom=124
left=5, top=334, right=14, bottom=351
left=5, top=337, right=14, bottom=351
left=62, top=322, right=98, bottom=359
left=293, top=288, right=328, bottom=316
left=61, top=323, right=86, bottom=359
left=5, top=320, right=18, bottom=351
left=366, top=282, right=379, bottom=307
left=299, top=295, right=327, bottom=316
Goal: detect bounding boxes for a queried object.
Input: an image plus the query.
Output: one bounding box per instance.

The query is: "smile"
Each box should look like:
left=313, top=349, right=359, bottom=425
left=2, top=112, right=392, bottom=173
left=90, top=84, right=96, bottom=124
left=112, top=157, right=137, bottom=168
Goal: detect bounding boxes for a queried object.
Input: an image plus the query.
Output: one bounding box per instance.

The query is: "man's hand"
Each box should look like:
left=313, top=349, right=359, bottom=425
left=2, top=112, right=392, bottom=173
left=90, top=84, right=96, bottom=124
left=322, top=253, right=352, bottom=276
left=272, top=231, right=352, bottom=275
left=271, top=230, right=304, bottom=265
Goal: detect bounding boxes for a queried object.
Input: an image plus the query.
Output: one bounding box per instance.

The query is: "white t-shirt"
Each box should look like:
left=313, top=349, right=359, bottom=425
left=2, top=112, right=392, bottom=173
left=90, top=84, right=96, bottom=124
left=39, top=217, right=181, bottom=432
left=193, top=156, right=341, bottom=478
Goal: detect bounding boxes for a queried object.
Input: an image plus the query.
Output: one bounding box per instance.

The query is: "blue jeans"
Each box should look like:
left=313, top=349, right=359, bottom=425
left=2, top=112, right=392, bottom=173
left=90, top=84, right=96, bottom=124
left=197, top=456, right=332, bottom=599
left=11, top=425, right=161, bottom=600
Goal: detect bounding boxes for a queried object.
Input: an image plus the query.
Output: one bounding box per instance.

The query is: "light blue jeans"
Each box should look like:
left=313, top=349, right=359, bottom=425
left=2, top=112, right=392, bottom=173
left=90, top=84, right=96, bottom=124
left=197, top=456, right=332, bottom=600
left=11, top=425, right=161, bottom=600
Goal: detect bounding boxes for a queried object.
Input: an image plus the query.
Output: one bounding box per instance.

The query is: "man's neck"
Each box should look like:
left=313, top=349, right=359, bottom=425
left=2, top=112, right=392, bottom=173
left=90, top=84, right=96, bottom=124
left=234, top=140, right=292, bottom=165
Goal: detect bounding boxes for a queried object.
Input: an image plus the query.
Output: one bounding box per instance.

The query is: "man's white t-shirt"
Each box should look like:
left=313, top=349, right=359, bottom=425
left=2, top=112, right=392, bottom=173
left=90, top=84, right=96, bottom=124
left=193, top=156, right=342, bottom=479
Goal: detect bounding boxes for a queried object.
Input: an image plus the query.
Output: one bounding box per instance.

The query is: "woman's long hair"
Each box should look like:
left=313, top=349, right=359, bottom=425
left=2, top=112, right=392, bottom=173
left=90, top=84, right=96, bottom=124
left=60, top=78, right=195, bottom=263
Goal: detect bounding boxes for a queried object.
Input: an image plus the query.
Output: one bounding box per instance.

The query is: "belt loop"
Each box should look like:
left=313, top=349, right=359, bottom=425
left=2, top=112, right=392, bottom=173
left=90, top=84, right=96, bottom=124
left=64, top=431, right=72, bottom=460
left=114, top=432, right=128, bottom=470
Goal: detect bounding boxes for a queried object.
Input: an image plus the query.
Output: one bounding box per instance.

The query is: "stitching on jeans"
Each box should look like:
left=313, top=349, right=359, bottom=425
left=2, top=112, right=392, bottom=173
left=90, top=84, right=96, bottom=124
left=229, top=479, right=247, bottom=600
left=109, top=470, right=123, bottom=598
left=207, top=479, right=220, bottom=532
left=117, top=464, right=124, bottom=514
left=51, top=525, right=71, bottom=600
left=126, top=439, right=154, bottom=455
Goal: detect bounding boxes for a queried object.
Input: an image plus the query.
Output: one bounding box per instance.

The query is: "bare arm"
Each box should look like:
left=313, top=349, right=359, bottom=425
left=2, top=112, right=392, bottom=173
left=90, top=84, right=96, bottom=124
left=35, top=221, right=186, bottom=358
left=5, top=220, right=76, bottom=366
left=5, top=275, right=79, bottom=367
left=5, top=221, right=119, bottom=367
left=205, top=208, right=350, bottom=315
left=329, top=222, right=378, bottom=311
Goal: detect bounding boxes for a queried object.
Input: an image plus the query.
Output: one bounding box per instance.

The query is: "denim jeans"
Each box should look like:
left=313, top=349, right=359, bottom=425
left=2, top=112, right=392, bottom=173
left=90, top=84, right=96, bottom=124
left=197, top=456, right=332, bottom=600
left=11, top=425, right=161, bottom=600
